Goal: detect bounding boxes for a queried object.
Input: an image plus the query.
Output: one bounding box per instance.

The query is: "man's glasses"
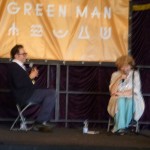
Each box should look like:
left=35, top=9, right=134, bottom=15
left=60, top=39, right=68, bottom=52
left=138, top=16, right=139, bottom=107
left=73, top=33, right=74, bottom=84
left=18, top=53, right=27, bottom=56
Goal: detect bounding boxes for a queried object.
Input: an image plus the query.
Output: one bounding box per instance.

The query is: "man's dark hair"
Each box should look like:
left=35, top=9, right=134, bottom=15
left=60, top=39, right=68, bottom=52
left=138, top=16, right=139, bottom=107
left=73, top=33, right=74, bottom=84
left=10, top=44, right=23, bottom=59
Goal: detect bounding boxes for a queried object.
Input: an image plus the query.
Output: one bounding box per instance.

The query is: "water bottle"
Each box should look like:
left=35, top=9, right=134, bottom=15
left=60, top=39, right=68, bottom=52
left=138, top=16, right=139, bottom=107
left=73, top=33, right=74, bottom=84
left=83, top=120, right=88, bottom=134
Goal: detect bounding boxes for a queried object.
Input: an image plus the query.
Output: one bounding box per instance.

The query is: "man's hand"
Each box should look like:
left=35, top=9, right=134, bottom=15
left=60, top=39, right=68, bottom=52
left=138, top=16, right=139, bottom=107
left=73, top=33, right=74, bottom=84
left=29, top=67, right=39, bottom=80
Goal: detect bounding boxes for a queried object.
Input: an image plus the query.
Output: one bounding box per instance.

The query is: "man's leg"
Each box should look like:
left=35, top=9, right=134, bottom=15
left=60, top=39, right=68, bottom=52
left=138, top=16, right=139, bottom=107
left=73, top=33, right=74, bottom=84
left=27, top=89, right=56, bottom=123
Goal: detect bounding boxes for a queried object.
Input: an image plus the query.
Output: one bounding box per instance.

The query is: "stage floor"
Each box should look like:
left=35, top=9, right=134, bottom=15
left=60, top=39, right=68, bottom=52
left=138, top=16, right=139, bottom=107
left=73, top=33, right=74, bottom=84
left=0, top=125, right=149, bottom=150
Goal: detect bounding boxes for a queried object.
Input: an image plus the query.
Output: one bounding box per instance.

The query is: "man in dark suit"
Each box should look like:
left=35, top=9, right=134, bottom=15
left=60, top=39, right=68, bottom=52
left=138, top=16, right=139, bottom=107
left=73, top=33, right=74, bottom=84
left=8, top=44, right=56, bottom=131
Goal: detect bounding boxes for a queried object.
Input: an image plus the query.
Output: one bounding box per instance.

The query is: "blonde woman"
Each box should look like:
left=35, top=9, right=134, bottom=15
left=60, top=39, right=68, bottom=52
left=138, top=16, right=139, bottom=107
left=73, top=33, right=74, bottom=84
left=107, top=55, right=145, bottom=134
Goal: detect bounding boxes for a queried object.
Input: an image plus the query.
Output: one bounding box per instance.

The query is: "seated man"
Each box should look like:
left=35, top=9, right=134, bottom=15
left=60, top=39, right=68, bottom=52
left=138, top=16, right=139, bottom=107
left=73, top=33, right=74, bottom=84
left=8, top=44, right=56, bottom=132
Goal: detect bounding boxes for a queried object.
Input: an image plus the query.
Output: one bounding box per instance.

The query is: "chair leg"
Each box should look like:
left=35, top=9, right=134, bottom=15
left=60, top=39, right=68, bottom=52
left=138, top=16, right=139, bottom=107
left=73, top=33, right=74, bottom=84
left=10, top=115, right=20, bottom=130
left=107, top=117, right=111, bottom=132
left=107, top=117, right=114, bottom=132
left=136, top=121, right=139, bottom=133
left=10, top=103, right=33, bottom=131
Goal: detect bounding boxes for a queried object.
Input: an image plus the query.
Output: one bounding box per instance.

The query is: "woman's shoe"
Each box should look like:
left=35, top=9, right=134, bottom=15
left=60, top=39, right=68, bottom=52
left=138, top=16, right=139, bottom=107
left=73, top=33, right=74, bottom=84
left=117, top=129, right=126, bottom=136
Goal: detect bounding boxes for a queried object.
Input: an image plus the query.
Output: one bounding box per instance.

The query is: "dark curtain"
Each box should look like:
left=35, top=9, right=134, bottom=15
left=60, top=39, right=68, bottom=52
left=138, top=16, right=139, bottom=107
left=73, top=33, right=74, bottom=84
left=1, top=63, right=149, bottom=123
left=0, top=64, right=115, bottom=122
left=131, top=0, right=150, bottom=122
left=131, top=1, right=150, bottom=65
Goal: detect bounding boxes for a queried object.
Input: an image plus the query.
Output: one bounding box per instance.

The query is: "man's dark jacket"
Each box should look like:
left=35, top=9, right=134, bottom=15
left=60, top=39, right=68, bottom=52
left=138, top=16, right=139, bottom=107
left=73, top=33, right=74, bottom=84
left=8, top=62, right=35, bottom=105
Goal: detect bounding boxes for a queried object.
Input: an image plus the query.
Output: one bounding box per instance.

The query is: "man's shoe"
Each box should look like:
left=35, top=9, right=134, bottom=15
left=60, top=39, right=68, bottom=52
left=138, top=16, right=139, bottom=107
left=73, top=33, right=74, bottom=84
left=32, top=125, right=40, bottom=131
left=42, top=122, right=56, bottom=128
left=32, top=122, right=53, bottom=132
left=39, top=126, right=53, bottom=132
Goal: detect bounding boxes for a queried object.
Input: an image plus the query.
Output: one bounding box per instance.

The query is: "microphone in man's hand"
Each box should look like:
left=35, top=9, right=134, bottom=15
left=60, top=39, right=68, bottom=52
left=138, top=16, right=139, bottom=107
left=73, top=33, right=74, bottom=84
left=29, top=62, right=34, bottom=68
left=29, top=62, right=36, bottom=84
left=29, top=62, right=37, bottom=71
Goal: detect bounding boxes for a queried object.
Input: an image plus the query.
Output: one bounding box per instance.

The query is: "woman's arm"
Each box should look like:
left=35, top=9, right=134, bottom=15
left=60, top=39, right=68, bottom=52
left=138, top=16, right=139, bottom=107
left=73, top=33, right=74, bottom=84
left=109, top=73, right=127, bottom=96
left=109, top=76, right=121, bottom=95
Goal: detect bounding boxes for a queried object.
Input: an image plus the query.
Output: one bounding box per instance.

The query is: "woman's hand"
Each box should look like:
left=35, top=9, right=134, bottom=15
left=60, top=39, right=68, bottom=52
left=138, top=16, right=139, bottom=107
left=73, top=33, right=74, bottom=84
left=112, top=90, right=132, bottom=97
left=120, top=73, right=127, bottom=81
left=112, top=91, right=122, bottom=96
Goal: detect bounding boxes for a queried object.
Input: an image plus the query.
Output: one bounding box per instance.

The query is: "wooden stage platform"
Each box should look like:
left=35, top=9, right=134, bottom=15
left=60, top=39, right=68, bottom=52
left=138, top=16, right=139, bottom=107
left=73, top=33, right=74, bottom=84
left=0, top=124, right=149, bottom=150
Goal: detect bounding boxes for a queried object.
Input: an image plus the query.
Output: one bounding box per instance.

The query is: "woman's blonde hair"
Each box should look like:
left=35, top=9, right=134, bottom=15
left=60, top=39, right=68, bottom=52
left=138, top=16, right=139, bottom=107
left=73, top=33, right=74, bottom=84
left=115, top=55, right=135, bottom=69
